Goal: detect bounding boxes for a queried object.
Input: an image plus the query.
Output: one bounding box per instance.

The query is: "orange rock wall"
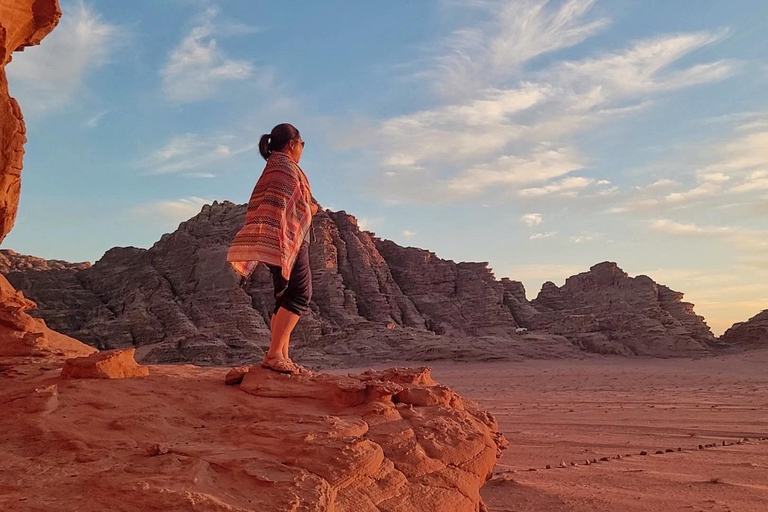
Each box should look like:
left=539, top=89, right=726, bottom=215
left=0, top=0, right=61, bottom=244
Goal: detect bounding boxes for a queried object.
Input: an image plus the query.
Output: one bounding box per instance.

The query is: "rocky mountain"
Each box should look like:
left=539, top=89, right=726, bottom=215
left=2, top=201, right=723, bottom=365
left=720, top=310, right=768, bottom=349
left=530, top=262, right=719, bottom=356
left=0, top=249, right=90, bottom=273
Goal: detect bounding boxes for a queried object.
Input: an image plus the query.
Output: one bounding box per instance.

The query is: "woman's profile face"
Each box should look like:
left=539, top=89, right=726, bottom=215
left=288, top=137, right=304, bottom=163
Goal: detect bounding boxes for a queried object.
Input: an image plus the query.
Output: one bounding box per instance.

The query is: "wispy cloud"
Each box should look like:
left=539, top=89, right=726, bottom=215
left=614, top=116, right=768, bottom=212
left=530, top=231, right=557, bottom=240
left=357, top=0, right=732, bottom=204
left=139, top=133, right=256, bottom=175
left=84, top=110, right=110, bottom=128
left=161, top=7, right=257, bottom=103
left=7, top=1, right=120, bottom=115
left=131, top=197, right=213, bottom=227
left=519, top=177, right=594, bottom=197
left=521, top=213, right=543, bottom=226
left=402, top=229, right=418, bottom=239
left=426, top=0, right=609, bottom=99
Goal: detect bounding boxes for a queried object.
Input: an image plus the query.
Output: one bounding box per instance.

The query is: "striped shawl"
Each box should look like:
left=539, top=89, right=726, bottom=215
left=227, top=152, right=314, bottom=280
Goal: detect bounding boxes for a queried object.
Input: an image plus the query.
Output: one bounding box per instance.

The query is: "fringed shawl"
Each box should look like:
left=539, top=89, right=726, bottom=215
left=227, top=152, right=314, bottom=280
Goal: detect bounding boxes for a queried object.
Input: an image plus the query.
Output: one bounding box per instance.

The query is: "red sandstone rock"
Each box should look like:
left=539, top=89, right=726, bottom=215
left=0, top=361, right=505, bottom=511
left=61, top=349, right=149, bottom=379
left=224, top=365, right=249, bottom=385
left=0, top=274, right=94, bottom=360
left=238, top=366, right=506, bottom=510
left=0, top=0, right=61, bottom=244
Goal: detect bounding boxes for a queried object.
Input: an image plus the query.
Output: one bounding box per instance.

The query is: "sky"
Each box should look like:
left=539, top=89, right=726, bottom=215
left=4, top=0, right=768, bottom=335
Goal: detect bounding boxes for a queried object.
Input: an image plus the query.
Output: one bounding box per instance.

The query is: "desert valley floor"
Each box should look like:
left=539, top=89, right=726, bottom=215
left=424, top=351, right=768, bottom=511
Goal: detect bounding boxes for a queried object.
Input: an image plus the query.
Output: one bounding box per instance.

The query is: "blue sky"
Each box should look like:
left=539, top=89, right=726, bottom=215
left=5, top=0, right=768, bottom=334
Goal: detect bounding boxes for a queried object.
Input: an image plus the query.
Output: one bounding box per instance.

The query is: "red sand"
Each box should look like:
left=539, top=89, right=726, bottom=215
left=429, top=350, right=768, bottom=511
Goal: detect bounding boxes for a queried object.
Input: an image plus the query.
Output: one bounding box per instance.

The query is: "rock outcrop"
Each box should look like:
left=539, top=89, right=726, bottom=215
left=0, top=0, right=61, bottom=244
left=3, top=202, right=580, bottom=365
left=61, top=348, right=149, bottom=379
left=0, top=0, right=91, bottom=364
left=530, top=262, right=717, bottom=356
left=0, top=356, right=506, bottom=511
left=2, top=201, right=722, bottom=364
left=0, top=249, right=90, bottom=273
left=720, top=310, right=768, bottom=350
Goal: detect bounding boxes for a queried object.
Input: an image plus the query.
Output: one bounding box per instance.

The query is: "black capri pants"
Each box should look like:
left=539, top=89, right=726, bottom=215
left=268, top=240, right=312, bottom=316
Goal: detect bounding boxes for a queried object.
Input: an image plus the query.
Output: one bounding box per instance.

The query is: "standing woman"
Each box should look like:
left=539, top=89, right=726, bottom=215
left=228, top=123, right=319, bottom=374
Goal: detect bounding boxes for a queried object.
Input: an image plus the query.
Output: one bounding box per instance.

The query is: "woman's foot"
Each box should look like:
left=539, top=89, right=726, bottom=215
left=261, top=355, right=298, bottom=374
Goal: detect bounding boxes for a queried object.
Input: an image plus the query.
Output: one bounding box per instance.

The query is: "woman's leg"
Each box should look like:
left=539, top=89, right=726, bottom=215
left=265, top=241, right=312, bottom=364
left=267, top=306, right=300, bottom=360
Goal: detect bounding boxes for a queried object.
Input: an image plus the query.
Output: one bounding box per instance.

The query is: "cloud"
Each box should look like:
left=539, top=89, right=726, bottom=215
left=131, top=197, right=213, bottom=226
left=402, top=229, right=418, bottom=239
left=357, top=217, right=384, bottom=232
left=618, top=117, right=768, bottom=212
left=649, top=219, right=768, bottom=257
left=161, top=7, right=256, bottom=103
left=570, top=232, right=604, bottom=243
left=358, top=0, right=732, bottom=203
left=519, top=176, right=594, bottom=197
left=530, top=231, right=557, bottom=240
left=6, top=1, right=120, bottom=115
left=84, top=110, right=110, bottom=128
left=140, top=133, right=256, bottom=175
left=426, top=0, right=609, bottom=99
left=521, top=213, right=543, bottom=226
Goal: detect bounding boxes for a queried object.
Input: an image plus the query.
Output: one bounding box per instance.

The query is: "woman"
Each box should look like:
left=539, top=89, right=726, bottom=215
left=227, top=123, right=319, bottom=374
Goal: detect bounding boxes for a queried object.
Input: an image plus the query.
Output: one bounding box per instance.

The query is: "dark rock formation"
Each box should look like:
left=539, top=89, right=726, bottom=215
left=530, top=262, right=717, bottom=356
left=0, top=249, right=89, bottom=273
left=2, top=202, right=722, bottom=364
left=720, top=310, right=768, bottom=349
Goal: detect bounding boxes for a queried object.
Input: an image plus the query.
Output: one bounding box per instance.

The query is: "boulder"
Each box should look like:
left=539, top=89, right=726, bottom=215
left=61, top=349, right=149, bottom=379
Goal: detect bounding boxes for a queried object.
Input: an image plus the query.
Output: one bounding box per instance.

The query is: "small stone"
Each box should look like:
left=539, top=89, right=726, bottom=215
left=677, top=448, right=682, bottom=451
left=585, top=460, right=591, bottom=465
left=615, top=455, right=622, bottom=459
left=546, top=464, right=552, bottom=469
left=147, top=443, right=169, bottom=456
left=640, top=451, right=648, bottom=455
left=655, top=450, right=664, bottom=454
left=528, top=468, right=537, bottom=472
left=225, top=366, right=249, bottom=386
left=591, top=459, right=598, bottom=464
left=698, top=445, right=704, bottom=450
left=600, top=457, right=609, bottom=462
left=559, top=461, right=567, bottom=468
left=571, top=462, right=578, bottom=466
left=665, top=449, right=674, bottom=453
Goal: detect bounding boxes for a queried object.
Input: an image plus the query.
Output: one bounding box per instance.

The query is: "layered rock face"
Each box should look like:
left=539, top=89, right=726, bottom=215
left=0, top=249, right=89, bottom=273
left=720, top=310, right=768, bottom=350
left=0, top=0, right=92, bottom=363
left=5, top=201, right=580, bottom=365
left=1, top=358, right=505, bottom=511
left=3, top=201, right=723, bottom=364
left=0, top=0, right=61, bottom=244
left=530, top=262, right=717, bottom=356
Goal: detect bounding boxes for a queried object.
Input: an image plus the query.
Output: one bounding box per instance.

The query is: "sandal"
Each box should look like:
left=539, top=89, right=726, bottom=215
left=286, top=359, right=312, bottom=374
left=261, top=356, right=298, bottom=374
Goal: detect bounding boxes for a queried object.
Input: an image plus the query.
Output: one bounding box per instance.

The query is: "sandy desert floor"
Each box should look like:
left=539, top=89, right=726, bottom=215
left=426, top=350, right=768, bottom=512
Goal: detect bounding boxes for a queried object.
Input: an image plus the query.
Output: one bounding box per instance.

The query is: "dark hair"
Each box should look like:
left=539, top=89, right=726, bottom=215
left=259, top=123, right=301, bottom=160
